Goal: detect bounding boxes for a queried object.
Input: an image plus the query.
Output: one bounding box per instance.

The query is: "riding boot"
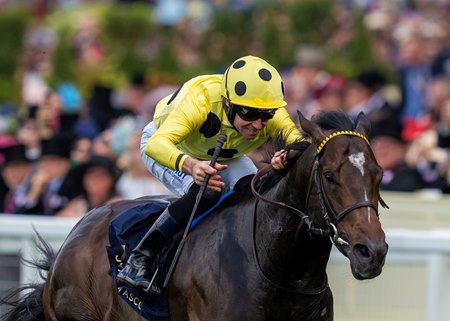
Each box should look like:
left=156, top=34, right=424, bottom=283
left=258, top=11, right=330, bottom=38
left=169, top=184, right=222, bottom=226
left=116, top=208, right=180, bottom=294
left=117, top=184, right=221, bottom=294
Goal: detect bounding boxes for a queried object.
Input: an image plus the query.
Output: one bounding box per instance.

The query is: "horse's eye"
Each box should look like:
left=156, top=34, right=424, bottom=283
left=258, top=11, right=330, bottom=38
left=323, top=172, right=335, bottom=184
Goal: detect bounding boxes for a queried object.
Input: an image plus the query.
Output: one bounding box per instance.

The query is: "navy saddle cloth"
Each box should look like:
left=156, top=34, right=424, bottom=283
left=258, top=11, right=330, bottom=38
left=106, top=192, right=233, bottom=321
left=107, top=201, right=172, bottom=321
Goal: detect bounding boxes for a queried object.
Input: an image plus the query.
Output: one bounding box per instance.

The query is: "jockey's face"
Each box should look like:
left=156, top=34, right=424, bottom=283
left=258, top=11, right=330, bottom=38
left=233, top=114, right=268, bottom=140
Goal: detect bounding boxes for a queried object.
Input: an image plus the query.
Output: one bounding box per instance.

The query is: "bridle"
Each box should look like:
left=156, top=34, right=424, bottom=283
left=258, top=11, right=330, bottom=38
left=251, top=130, right=389, bottom=248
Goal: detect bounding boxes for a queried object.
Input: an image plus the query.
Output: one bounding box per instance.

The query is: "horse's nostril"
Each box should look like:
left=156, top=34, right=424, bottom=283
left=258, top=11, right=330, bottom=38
left=354, top=244, right=372, bottom=261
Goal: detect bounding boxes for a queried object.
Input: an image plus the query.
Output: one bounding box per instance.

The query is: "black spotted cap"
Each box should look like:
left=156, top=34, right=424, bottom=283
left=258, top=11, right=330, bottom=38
left=222, top=55, right=286, bottom=109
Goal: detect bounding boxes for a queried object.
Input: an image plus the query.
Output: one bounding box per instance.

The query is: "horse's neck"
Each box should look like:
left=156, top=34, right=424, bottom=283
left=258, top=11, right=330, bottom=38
left=254, top=162, right=331, bottom=291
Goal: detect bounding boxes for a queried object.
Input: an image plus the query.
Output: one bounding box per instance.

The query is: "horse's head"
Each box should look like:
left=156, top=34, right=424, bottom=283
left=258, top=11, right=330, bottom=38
left=297, top=111, right=388, bottom=280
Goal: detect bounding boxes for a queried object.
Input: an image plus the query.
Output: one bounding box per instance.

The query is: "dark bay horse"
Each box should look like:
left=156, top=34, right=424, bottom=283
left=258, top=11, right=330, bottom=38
left=1, top=111, right=388, bottom=321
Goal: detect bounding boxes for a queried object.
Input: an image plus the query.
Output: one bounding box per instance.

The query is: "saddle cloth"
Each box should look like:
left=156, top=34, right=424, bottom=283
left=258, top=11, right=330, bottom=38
left=106, top=192, right=233, bottom=321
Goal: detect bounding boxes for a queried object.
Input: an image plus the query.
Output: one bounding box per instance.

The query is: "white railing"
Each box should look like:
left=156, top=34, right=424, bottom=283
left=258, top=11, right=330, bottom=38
left=0, top=215, right=79, bottom=285
left=1, top=191, right=450, bottom=321
left=329, top=228, right=450, bottom=321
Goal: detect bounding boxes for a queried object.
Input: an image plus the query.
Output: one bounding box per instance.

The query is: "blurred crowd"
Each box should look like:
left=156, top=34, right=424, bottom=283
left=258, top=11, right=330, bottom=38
left=281, top=0, right=450, bottom=194
left=2, top=0, right=450, bottom=217
left=0, top=78, right=175, bottom=217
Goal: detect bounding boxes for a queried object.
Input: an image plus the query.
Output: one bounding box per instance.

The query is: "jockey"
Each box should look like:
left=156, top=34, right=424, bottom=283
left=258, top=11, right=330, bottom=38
left=117, top=55, right=303, bottom=293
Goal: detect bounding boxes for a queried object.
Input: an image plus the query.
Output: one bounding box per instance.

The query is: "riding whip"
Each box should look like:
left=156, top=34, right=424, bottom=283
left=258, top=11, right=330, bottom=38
left=163, top=133, right=227, bottom=288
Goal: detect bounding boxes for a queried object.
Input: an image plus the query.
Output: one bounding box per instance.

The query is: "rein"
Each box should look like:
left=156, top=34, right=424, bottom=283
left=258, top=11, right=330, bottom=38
left=250, top=164, right=311, bottom=224
left=250, top=197, right=330, bottom=296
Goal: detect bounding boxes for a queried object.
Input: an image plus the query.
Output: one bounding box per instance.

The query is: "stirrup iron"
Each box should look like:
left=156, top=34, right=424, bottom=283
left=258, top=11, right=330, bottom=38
left=144, top=267, right=161, bottom=295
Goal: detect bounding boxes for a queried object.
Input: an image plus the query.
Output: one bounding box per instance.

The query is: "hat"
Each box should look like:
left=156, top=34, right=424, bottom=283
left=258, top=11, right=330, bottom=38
left=88, top=85, right=115, bottom=131
left=355, top=69, right=386, bottom=92
left=58, top=155, right=121, bottom=200
left=77, top=155, right=121, bottom=182
left=59, top=113, right=79, bottom=129
left=315, top=75, right=347, bottom=98
left=58, top=113, right=80, bottom=141
left=41, top=136, right=72, bottom=158
left=370, top=116, right=403, bottom=141
left=0, top=144, right=31, bottom=165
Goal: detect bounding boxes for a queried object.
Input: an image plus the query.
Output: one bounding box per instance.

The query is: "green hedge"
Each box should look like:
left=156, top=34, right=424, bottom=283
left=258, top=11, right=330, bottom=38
left=0, top=3, right=391, bottom=104
left=0, top=6, right=29, bottom=103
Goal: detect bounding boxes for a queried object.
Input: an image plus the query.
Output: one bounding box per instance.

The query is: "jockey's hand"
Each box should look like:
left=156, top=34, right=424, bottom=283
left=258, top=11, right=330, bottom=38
left=271, top=149, right=288, bottom=170
left=185, top=158, right=228, bottom=192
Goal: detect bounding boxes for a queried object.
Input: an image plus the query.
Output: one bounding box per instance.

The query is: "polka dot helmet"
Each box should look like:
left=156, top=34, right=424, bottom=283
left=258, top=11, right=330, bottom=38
left=222, top=55, right=287, bottom=109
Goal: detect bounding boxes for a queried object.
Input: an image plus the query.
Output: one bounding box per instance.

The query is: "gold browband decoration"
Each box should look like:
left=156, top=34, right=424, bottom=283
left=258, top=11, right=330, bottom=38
left=317, top=131, right=369, bottom=154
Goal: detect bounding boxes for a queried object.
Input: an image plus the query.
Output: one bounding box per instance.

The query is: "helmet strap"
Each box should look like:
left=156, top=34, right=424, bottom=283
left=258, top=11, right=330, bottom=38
left=223, top=67, right=237, bottom=129
left=223, top=98, right=237, bottom=129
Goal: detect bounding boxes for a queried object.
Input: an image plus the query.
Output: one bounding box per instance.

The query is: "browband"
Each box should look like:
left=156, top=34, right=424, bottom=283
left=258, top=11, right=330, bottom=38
left=317, top=131, right=369, bottom=154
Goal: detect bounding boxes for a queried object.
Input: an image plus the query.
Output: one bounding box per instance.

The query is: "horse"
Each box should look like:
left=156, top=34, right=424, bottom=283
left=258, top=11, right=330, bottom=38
left=0, top=111, right=388, bottom=321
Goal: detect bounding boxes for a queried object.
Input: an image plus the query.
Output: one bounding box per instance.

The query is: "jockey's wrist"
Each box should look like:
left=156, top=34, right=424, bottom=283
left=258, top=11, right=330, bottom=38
left=181, top=156, right=199, bottom=176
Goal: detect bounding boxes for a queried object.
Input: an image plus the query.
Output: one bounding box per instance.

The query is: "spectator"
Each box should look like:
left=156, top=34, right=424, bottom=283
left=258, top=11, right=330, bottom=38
left=36, top=90, right=63, bottom=140
left=284, top=45, right=330, bottom=118
left=73, top=104, right=100, bottom=139
left=56, top=155, right=122, bottom=217
left=116, top=131, right=173, bottom=199
left=345, top=69, right=399, bottom=140
left=425, top=76, right=450, bottom=121
left=20, top=28, right=53, bottom=109
left=371, top=117, right=424, bottom=192
left=0, top=144, right=34, bottom=214
left=16, top=116, right=42, bottom=161
left=395, top=32, right=432, bottom=139
left=13, top=136, right=72, bottom=215
left=311, top=75, right=348, bottom=115
left=112, top=73, right=149, bottom=118
left=406, top=97, right=450, bottom=191
left=109, top=116, right=138, bottom=157
left=58, top=113, right=80, bottom=144
left=87, top=85, right=116, bottom=132
left=91, top=128, right=115, bottom=159
left=56, top=136, right=93, bottom=202
left=72, top=17, right=105, bottom=67
left=69, top=136, right=92, bottom=167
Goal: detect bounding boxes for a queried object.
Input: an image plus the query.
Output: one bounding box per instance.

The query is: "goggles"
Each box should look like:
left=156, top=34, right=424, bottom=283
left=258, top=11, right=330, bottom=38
left=233, top=104, right=277, bottom=121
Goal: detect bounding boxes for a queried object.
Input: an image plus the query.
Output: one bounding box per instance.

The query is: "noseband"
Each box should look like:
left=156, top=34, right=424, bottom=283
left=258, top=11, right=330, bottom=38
left=251, top=130, right=389, bottom=247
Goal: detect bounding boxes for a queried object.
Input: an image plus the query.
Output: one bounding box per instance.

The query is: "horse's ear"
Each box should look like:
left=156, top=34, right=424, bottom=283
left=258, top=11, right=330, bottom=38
left=355, top=112, right=371, bottom=137
left=297, top=110, right=326, bottom=143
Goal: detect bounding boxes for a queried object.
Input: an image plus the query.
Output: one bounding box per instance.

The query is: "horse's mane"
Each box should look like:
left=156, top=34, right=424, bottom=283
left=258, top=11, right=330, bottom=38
left=312, top=110, right=356, bottom=131
left=226, top=111, right=357, bottom=204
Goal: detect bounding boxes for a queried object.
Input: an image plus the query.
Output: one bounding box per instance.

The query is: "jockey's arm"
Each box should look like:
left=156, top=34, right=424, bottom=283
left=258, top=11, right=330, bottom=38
left=145, top=94, right=228, bottom=192
left=266, top=108, right=303, bottom=170
left=144, top=92, right=206, bottom=171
